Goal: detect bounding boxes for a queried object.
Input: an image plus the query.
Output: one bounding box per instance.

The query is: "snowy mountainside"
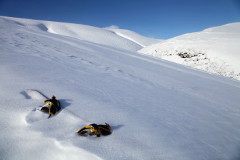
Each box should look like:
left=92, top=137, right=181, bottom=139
left=139, top=23, right=240, bottom=80
left=1, top=16, right=240, bottom=160
left=0, top=16, right=160, bottom=51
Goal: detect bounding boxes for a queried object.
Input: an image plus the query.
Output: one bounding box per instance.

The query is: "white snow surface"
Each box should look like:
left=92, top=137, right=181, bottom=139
left=1, top=16, right=240, bottom=160
left=139, top=23, right=240, bottom=80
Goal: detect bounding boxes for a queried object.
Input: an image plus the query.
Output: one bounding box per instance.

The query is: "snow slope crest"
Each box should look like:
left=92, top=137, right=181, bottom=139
left=139, top=22, right=240, bottom=80
left=0, top=16, right=161, bottom=51
left=203, top=22, right=240, bottom=33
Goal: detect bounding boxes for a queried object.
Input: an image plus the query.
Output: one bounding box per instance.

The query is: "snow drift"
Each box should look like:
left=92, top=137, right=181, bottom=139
left=1, top=16, right=240, bottom=160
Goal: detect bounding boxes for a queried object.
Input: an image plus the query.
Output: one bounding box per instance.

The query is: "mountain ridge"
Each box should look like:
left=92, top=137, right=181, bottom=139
left=0, top=16, right=161, bottom=51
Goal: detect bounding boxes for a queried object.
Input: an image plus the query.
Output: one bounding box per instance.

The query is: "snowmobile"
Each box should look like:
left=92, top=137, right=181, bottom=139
left=40, top=96, right=61, bottom=118
left=76, top=123, right=112, bottom=137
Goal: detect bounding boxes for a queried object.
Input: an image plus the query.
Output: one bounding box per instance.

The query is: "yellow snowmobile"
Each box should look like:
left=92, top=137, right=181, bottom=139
left=40, top=96, right=61, bottom=118
left=76, top=123, right=112, bottom=137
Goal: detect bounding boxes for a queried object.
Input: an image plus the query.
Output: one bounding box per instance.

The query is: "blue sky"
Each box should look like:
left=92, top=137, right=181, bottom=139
left=0, top=0, right=240, bottom=39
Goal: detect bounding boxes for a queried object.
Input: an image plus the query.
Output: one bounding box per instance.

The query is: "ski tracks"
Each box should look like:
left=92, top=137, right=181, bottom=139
left=65, top=54, right=155, bottom=89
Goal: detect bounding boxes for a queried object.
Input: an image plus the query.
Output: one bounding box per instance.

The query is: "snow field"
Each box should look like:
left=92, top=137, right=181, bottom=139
left=0, top=16, right=240, bottom=160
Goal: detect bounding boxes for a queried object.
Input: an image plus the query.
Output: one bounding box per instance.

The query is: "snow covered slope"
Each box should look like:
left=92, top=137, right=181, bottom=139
left=1, top=16, right=240, bottom=160
left=0, top=16, right=160, bottom=52
left=139, top=23, right=240, bottom=80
